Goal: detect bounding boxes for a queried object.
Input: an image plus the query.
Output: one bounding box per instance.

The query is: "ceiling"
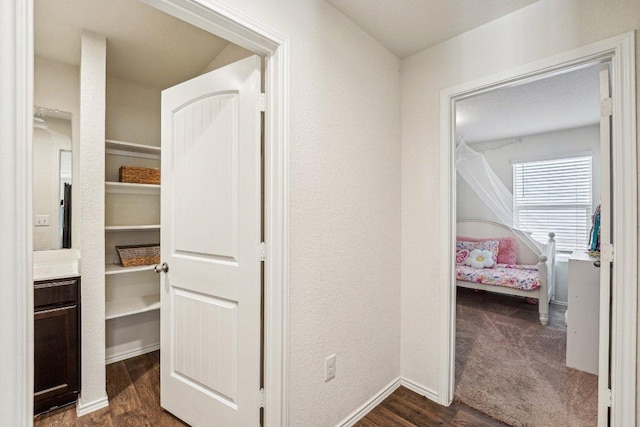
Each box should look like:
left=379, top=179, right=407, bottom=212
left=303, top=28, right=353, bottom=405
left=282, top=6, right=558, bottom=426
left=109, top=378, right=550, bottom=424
left=35, top=0, right=598, bottom=138
left=35, top=0, right=542, bottom=86
left=35, top=0, right=231, bottom=88
left=326, top=0, right=539, bottom=58
left=456, top=64, right=601, bottom=143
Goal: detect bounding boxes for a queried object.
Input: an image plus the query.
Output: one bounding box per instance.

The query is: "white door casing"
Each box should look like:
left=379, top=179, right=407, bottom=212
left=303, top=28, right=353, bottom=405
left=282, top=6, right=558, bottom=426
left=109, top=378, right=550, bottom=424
left=439, top=32, right=636, bottom=426
left=10, top=0, right=289, bottom=424
left=597, top=66, right=612, bottom=426
left=160, top=55, right=262, bottom=427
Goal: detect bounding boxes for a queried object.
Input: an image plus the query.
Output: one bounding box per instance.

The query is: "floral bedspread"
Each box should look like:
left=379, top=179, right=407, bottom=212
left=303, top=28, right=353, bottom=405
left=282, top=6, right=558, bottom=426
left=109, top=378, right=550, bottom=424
left=456, top=263, right=541, bottom=291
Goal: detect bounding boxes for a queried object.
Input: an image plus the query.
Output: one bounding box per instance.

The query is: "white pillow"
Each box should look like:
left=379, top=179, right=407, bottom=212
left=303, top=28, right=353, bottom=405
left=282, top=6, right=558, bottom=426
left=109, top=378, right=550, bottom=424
left=465, top=249, right=495, bottom=269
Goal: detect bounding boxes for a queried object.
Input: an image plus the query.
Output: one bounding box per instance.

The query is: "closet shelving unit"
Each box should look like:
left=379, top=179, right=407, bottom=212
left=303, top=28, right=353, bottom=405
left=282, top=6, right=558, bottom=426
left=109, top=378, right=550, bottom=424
left=104, top=139, right=161, bottom=321
left=105, top=181, right=160, bottom=195
left=105, top=225, right=161, bottom=232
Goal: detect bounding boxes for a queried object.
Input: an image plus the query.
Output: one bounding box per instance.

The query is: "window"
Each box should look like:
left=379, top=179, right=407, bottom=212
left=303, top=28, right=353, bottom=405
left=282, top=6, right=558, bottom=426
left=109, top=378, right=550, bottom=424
left=513, top=155, right=592, bottom=252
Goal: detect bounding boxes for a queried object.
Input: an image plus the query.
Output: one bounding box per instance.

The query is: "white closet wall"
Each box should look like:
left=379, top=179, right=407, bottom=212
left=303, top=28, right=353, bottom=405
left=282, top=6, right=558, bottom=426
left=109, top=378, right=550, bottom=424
left=106, top=76, right=161, bottom=146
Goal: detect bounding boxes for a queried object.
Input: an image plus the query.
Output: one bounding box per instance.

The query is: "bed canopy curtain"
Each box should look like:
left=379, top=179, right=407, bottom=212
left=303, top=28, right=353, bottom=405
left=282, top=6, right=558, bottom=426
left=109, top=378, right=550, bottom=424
left=455, top=139, right=543, bottom=255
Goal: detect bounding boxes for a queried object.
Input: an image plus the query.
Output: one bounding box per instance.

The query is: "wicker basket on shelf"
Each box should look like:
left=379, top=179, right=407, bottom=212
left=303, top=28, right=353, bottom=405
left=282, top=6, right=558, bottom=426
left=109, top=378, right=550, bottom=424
left=116, top=244, right=160, bottom=267
left=119, top=166, right=160, bottom=185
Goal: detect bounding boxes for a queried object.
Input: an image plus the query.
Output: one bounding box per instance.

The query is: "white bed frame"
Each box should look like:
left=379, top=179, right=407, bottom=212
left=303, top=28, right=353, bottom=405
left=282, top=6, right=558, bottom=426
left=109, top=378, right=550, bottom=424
left=456, top=219, right=556, bottom=325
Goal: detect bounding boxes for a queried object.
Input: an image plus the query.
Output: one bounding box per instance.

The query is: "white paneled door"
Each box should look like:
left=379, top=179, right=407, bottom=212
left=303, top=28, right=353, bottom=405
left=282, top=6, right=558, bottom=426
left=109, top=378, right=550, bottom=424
left=159, top=56, right=262, bottom=427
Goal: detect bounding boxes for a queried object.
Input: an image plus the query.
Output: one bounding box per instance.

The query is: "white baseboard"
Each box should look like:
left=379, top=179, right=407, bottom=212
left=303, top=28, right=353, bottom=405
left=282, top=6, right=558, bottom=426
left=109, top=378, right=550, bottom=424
left=105, top=343, right=160, bottom=365
left=337, top=377, right=401, bottom=427
left=336, top=376, right=441, bottom=426
left=551, top=299, right=568, bottom=307
left=399, top=377, right=439, bottom=403
left=76, top=395, right=109, bottom=417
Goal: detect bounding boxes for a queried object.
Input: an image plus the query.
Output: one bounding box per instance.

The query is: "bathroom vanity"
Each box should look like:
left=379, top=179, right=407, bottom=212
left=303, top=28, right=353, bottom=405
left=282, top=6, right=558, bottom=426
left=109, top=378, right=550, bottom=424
left=34, top=275, right=81, bottom=415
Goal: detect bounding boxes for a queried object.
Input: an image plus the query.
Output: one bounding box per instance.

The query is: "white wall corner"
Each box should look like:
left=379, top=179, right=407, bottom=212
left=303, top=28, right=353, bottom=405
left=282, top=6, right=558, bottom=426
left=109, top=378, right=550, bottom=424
left=76, top=395, right=109, bottom=417
left=336, top=377, right=402, bottom=427
left=335, top=376, right=440, bottom=427
left=399, top=377, right=439, bottom=403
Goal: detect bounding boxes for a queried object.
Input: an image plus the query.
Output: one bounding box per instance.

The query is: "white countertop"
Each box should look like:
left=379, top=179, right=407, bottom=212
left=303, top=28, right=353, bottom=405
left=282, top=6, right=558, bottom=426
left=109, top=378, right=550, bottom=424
left=33, top=249, right=80, bottom=281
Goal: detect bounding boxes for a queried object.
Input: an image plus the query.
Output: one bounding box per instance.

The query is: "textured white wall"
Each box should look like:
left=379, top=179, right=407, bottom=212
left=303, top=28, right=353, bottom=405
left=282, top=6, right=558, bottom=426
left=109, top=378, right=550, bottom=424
left=79, top=31, right=108, bottom=410
left=34, top=56, right=81, bottom=249
left=207, top=1, right=401, bottom=425
left=200, top=42, right=253, bottom=74
left=106, top=76, right=161, bottom=147
left=400, top=0, right=640, bottom=396
left=457, top=125, right=601, bottom=304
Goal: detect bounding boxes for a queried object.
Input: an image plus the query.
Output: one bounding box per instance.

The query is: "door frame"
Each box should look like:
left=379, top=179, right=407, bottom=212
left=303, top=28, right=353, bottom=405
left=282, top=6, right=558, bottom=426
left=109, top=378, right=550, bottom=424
left=4, top=0, right=290, bottom=425
left=439, top=32, right=636, bottom=425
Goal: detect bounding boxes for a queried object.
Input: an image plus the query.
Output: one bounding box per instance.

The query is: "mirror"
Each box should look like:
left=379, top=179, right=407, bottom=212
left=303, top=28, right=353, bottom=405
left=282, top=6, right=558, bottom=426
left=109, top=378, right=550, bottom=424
left=33, top=106, right=73, bottom=250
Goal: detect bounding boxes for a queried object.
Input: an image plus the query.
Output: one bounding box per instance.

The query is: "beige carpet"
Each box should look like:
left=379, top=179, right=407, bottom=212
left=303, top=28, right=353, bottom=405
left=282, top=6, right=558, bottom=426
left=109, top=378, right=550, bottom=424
left=455, top=288, right=598, bottom=427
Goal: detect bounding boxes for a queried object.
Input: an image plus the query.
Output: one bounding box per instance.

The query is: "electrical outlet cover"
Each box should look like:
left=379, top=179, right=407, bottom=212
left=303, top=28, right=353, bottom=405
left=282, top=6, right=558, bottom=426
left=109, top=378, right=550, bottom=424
left=325, top=354, right=336, bottom=382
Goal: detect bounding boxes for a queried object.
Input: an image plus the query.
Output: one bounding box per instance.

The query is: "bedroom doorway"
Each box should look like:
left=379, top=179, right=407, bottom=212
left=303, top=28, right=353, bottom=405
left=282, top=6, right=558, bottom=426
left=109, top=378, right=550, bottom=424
left=452, top=63, right=604, bottom=427
left=440, top=33, right=637, bottom=427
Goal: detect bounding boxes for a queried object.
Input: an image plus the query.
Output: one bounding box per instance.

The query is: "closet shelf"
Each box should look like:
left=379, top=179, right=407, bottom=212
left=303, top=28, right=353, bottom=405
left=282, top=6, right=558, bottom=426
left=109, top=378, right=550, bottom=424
left=105, top=294, right=161, bottom=320
left=105, top=140, right=161, bottom=160
left=105, top=225, right=161, bottom=232
left=105, top=263, right=156, bottom=275
left=105, top=181, right=160, bottom=195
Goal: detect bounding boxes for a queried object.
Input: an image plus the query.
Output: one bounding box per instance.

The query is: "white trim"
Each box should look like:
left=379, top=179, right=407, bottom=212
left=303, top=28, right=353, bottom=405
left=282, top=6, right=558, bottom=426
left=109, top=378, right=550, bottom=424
left=105, top=343, right=160, bottom=365
left=439, top=79, right=457, bottom=406
left=399, top=378, right=439, bottom=403
left=440, top=31, right=637, bottom=426
left=76, top=396, right=109, bottom=417
left=1, top=0, right=33, bottom=425
left=336, top=376, right=439, bottom=427
left=337, top=377, right=401, bottom=427
left=14, top=0, right=290, bottom=425
left=608, top=31, right=637, bottom=427
left=140, top=0, right=280, bottom=55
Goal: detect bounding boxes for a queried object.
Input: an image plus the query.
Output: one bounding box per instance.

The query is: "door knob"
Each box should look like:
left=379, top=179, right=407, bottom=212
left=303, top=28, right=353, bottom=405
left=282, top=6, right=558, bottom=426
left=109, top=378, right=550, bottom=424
left=155, top=262, right=169, bottom=273
left=593, top=260, right=601, bottom=268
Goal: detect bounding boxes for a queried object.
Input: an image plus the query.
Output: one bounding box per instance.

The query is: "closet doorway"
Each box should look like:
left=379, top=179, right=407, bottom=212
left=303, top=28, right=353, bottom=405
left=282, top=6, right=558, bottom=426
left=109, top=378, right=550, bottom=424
left=439, top=33, right=636, bottom=427
left=31, top=0, right=288, bottom=425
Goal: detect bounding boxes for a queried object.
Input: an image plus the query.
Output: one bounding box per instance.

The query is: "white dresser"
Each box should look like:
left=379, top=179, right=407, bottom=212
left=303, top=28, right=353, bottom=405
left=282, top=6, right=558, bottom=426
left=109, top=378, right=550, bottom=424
left=566, top=250, right=600, bottom=375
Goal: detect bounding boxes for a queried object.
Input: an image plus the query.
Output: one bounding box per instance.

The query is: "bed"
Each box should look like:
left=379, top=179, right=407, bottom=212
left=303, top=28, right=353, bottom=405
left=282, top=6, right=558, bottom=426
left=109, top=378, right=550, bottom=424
left=456, top=219, right=556, bottom=325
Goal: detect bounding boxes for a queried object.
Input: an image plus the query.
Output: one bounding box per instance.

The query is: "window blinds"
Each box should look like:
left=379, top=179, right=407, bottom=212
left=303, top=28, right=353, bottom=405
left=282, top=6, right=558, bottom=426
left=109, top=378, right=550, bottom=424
left=513, top=156, right=592, bottom=252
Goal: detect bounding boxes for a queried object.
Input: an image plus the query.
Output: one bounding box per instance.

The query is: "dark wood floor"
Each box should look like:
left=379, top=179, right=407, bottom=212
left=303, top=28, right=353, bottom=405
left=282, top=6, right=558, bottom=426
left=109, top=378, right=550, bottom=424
left=35, top=351, right=505, bottom=426
left=355, top=387, right=508, bottom=427
left=34, top=351, right=187, bottom=427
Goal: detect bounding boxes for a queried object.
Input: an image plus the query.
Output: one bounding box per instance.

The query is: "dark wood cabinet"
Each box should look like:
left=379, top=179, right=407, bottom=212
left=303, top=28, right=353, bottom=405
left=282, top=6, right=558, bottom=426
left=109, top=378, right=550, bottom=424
left=34, top=276, right=81, bottom=415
